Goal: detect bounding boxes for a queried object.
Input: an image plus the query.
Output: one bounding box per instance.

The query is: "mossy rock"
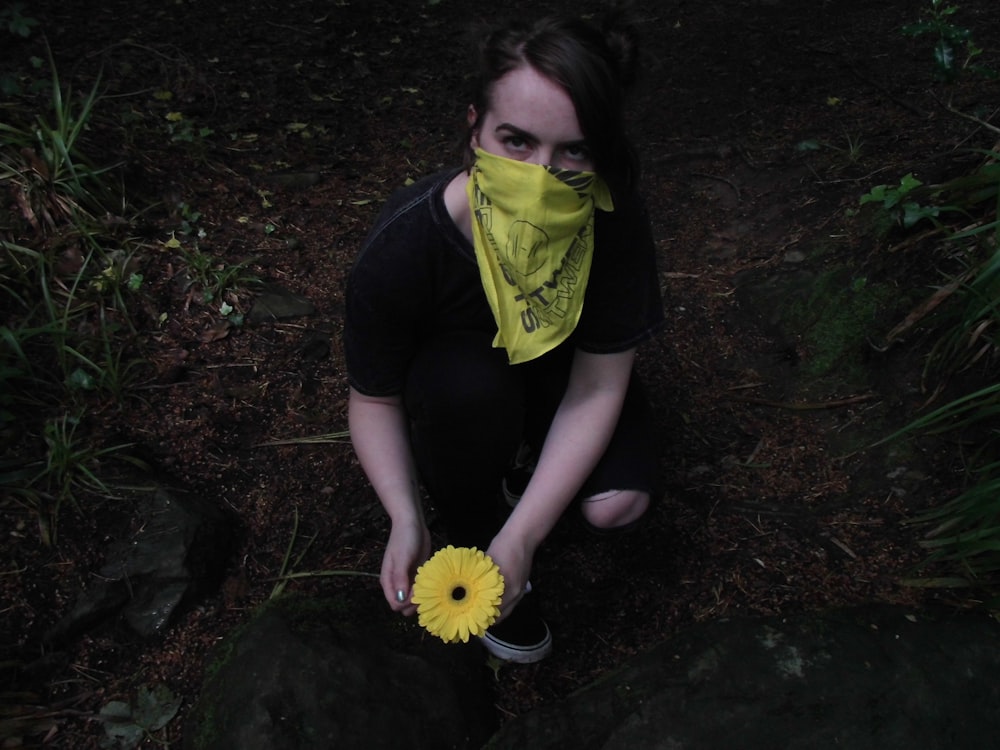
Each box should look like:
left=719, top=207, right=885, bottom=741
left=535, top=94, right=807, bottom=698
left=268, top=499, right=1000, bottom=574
left=185, top=593, right=496, bottom=750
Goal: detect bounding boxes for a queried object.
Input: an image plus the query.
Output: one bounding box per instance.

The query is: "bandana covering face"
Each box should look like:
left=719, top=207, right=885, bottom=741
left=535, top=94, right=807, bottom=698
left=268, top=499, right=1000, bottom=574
left=467, top=148, right=614, bottom=364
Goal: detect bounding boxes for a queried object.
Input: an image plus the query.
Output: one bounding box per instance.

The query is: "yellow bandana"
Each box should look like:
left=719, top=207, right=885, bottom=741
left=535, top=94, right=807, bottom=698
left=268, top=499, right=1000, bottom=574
left=467, top=148, right=614, bottom=364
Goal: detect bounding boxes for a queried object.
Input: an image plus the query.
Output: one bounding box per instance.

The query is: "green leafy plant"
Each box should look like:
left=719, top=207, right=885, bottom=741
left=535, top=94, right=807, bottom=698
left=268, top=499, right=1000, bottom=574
left=901, top=0, right=994, bottom=82
left=860, top=173, right=956, bottom=229
left=0, top=3, right=39, bottom=38
left=172, top=237, right=259, bottom=306
left=861, top=148, right=1000, bottom=235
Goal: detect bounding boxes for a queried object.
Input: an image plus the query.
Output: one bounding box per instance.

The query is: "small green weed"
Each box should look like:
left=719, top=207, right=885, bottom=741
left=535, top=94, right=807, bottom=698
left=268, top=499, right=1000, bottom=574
left=0, top=3, right=39, bottom=38
left=1, top=413, right=137, bottom=545
left=168, top=234, right=259, bottom=307
left=0, top=51, right=118, bottom=232
left=164, top=110, right=215, bottom=144
left=164, top=204, right=259, bottom=309
left=1, top=235, right=142, bottom=402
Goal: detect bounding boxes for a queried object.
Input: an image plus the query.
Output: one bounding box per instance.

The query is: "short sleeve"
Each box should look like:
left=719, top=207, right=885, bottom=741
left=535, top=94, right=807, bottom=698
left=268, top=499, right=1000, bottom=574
left=574, top=193, right=664, bottom=352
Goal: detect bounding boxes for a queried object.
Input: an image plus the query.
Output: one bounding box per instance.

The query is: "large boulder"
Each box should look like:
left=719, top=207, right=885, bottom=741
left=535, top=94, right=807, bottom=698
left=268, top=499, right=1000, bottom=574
left=484, top=605, right=1000, bottom=749
left=184, top=594, right=497, bottom=750
left=187, top=601, right=1000, bottom=750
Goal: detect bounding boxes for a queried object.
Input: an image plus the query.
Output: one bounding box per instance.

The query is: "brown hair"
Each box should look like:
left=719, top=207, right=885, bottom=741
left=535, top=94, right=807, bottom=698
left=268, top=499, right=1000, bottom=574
left=464, top=8, right=641, bottom=195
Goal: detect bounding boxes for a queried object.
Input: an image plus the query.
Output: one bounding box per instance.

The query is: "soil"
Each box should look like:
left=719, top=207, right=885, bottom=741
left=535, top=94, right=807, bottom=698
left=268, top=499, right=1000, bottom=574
left=3, top=0, right=999, bottom=747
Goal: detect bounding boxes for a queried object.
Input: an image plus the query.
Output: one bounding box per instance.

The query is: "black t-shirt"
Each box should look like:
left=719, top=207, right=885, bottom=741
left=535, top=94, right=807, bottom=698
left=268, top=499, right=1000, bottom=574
left=345, top=168, right=664, bottom=397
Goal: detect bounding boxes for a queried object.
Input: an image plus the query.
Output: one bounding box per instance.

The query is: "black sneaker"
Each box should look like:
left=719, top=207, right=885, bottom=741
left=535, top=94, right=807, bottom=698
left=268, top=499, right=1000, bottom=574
left=480, top=593, right=552, bottom=663
left=501, top=441, right=536, bottom=507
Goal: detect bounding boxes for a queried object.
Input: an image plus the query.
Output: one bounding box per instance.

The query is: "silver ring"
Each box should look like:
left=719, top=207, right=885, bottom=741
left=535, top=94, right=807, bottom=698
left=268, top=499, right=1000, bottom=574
left=396, top=589, right=406, bottom=603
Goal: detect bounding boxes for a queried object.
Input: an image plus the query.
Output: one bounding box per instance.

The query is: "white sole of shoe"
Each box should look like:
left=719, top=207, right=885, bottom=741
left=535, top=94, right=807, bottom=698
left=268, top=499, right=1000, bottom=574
left=480, top=624, right=553, bottom=664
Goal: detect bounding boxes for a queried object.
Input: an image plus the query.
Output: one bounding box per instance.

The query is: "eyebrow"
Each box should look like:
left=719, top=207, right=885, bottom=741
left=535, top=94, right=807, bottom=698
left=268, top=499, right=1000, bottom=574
left=495, top=122, right=588, bottom=149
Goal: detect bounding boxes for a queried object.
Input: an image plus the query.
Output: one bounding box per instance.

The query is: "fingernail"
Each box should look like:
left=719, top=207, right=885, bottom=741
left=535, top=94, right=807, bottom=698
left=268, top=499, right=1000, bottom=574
left=396, top=589, right=406, bottom=603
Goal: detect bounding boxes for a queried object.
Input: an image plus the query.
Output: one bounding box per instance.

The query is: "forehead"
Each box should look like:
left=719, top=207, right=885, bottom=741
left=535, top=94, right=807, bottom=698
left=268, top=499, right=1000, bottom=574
left=485, top=65, right=583, bottom=140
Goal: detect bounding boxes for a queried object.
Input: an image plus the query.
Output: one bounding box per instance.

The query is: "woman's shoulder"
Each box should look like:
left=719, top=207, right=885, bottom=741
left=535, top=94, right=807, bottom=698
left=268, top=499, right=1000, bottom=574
left=374, top=168, right=460, bottom=222
left=356, top=168, right=460, bottom=249
left=352, top=167, right=471, bottom=273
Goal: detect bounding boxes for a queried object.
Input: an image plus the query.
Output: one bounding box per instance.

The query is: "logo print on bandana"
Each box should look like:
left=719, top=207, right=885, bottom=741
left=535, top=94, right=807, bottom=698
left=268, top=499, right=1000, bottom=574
left=504, top=221, right=548, bottom=277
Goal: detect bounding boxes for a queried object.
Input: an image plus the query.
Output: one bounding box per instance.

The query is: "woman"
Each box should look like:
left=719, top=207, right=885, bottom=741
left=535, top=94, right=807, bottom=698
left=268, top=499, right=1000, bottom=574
left=345, top=10, right=663, bottom=663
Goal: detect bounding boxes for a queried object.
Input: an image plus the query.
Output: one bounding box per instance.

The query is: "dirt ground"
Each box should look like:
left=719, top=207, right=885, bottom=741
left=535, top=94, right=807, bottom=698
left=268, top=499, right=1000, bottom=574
left=4, top=0, right=1000, bottom=747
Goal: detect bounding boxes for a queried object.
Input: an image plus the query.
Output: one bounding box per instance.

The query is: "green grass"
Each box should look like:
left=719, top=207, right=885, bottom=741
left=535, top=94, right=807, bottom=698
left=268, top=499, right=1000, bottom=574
left=0, top=53, right=144, bottom=543
left=0, top=50, right=277, bottom=544
left=868, top=145, right=1000, bottom=599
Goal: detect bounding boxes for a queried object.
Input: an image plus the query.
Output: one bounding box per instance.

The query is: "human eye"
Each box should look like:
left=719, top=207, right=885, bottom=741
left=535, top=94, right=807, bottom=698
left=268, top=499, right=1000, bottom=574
left=502, top=134, right=531, bottom=156
left=562, top=143, right=593, bottom=168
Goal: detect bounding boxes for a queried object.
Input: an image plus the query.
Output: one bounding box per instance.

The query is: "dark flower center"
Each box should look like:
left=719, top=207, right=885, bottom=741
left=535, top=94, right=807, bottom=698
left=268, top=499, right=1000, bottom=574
left=451, top=586, right=467, bottom=601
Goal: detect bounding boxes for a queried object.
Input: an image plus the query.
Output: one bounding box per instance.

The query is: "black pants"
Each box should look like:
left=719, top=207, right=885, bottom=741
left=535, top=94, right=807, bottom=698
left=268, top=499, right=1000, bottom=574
left=404, top=331, right=657, bottom=549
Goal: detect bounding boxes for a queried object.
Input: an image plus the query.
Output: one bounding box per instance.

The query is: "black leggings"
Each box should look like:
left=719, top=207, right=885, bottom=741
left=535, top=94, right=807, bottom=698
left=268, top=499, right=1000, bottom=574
left=404, top=331, right=657, bottom=548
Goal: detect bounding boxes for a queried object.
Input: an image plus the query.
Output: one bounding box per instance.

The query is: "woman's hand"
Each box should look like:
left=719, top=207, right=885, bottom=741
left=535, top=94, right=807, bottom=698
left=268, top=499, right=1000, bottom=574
left=349, top=388, right=431, bottom=616
left=485, top=350, right=637, bottom=621
left=380, top=518, right=432, bottom=615
left=486, top=530, right=535, bottom=622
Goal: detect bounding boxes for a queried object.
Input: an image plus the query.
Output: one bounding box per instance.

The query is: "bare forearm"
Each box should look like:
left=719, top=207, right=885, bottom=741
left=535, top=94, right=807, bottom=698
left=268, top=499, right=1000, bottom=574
left=501, top=349, right=635, bottom=551
left=347, top=388, right=423, bottom=526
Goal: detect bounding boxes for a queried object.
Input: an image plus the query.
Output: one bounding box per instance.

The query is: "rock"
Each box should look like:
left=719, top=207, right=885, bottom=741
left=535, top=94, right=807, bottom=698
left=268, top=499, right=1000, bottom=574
left=186, top=599, right=1000, bottom=750
left=483, top=605, right=1000, bottom=750
left=184, top=594, right=497, bottom=750
left=247, top=283, right=316, bottom=324
left=46, top=485, right=235, bottom=643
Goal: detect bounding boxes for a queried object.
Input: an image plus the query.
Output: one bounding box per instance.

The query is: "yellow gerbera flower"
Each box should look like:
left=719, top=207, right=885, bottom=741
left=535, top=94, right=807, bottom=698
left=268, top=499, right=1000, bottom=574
left=411, top=546, right=505, bottom=643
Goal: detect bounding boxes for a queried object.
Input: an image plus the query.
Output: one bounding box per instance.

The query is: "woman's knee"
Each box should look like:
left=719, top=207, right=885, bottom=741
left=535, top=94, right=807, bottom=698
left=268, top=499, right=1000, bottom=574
left=580, top=488, right=649, bottom=530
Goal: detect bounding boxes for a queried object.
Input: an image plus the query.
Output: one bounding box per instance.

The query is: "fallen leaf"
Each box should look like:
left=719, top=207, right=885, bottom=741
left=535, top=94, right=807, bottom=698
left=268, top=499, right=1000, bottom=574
left=201, top=320, right=232, bottom=343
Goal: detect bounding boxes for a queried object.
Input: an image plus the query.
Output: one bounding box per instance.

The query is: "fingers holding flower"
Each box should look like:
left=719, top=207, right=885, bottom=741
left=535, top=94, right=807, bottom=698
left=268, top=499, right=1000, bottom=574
left=381, top=519, right=431, bottom=614
left=485, top=534, right=533, bottom=622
